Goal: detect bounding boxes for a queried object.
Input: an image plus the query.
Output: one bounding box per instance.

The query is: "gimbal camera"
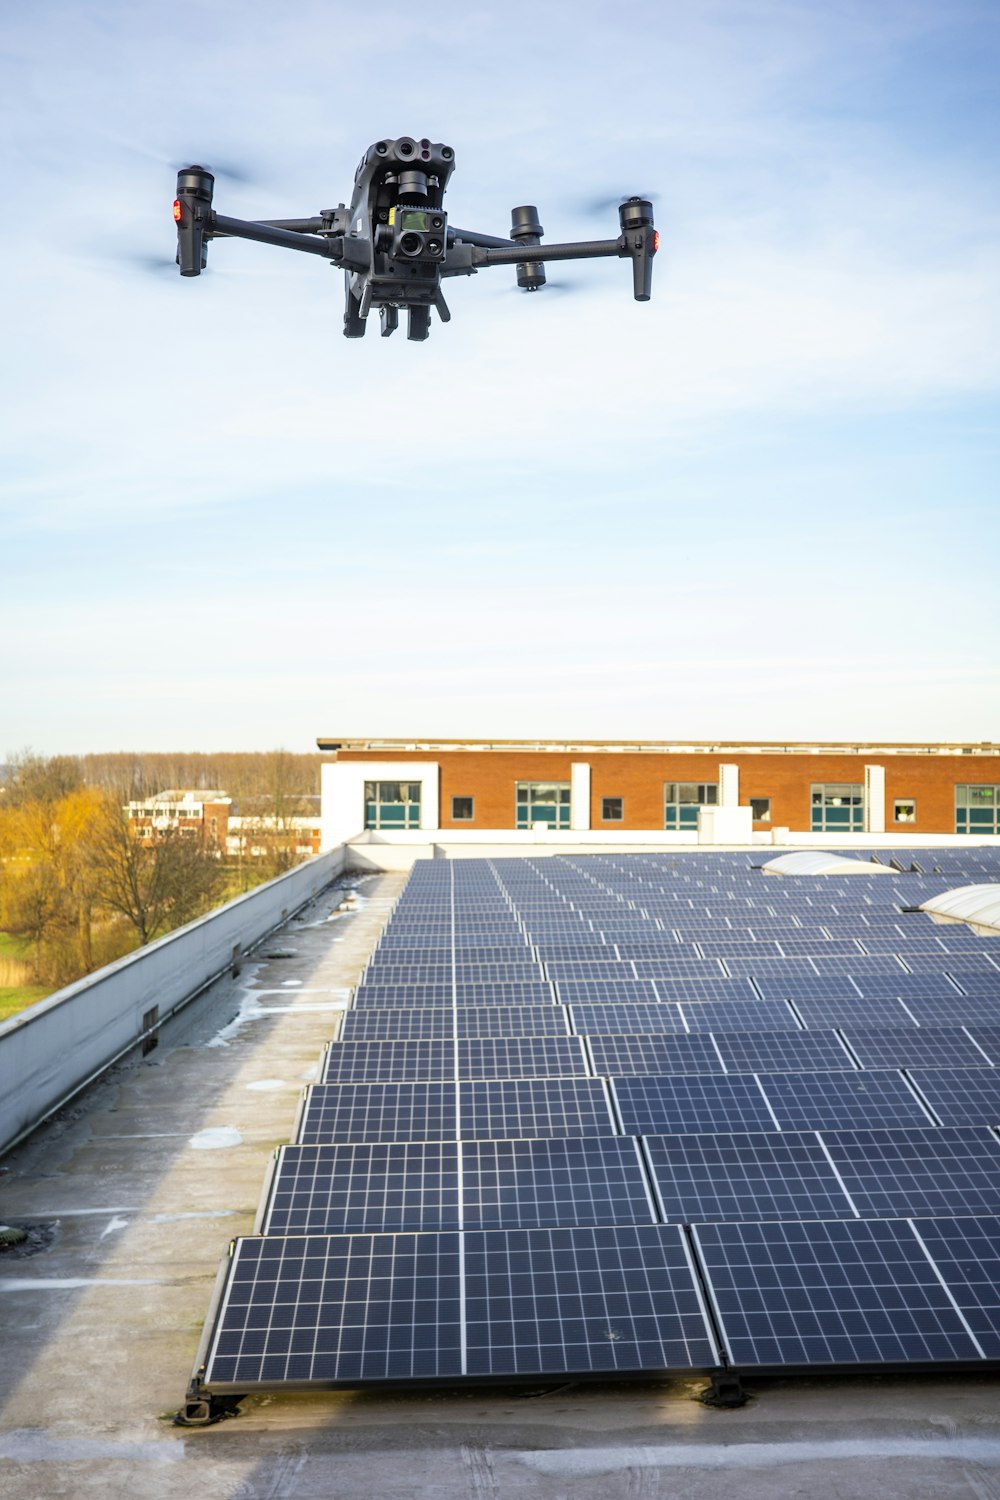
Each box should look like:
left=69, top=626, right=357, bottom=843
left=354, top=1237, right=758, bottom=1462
left=174, top=136, right=658, bottom=341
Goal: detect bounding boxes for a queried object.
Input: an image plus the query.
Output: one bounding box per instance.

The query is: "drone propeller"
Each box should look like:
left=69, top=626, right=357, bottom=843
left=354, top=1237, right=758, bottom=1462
left=575, top=190, right=660, bottom=219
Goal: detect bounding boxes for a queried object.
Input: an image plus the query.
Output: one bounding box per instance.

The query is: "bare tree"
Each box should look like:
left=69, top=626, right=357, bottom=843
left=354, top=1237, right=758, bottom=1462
left=87, top=799, right=222, bottom=946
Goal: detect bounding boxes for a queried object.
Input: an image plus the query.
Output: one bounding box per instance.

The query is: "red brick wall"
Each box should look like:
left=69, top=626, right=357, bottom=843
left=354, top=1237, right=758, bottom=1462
left=333, top=750, right=1000, bottom=834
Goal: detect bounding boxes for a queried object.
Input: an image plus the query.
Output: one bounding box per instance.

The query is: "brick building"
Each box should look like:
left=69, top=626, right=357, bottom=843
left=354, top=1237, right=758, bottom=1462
left=317, top=738, right=1000, bottom=848
left=125, top=789, right=231, bottom=848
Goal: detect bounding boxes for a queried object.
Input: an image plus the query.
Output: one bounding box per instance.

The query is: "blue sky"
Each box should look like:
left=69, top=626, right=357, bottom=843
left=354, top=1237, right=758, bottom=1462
left=3, top=0, right=998, bottom=753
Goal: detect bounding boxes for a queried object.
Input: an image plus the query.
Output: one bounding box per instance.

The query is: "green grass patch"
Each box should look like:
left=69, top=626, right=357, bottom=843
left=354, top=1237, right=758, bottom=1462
left=0, top=985, right=51, bottom=1022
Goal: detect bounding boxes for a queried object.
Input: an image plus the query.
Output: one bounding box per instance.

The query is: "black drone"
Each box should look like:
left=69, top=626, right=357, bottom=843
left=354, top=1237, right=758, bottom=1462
left=173, top=136, right=658, bottom=341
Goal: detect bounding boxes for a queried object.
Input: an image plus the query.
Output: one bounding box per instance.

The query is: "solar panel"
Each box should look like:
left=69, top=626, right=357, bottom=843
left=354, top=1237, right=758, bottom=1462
left=203, top=1233, right=465, bottom=1386
left=643, top=1131, right=857, bottom=1222
left=840, top=1027, right=993, bottom=1071
left=909, top=1216, right=1000, bottom=1357
left=552, top=978, right=660, bottom=1004
left=906, top=1068, right=1000, bottom=1127
left=460, top=1137, right=656, bottom=1229
left=692, top=1218, right=983, bottom=1368
left=261, top=1143, right=461, bottom=1234
left=678, top=999, right=801, bottom=1032
left=822, top=1128, right=1000, bottom=1218
left=461, top=1226, right=718, bottom=1376
left=459, top=1078, right=616, bottom=1139
left=759, top=1069, right=935, bottom=1131
left=792, top=996, right=918, bottom=1030
left=457, top=1036, right=589, bottom=1080
left=321, top=1039, right=454, bottom=1084
left=611, top=1073, right=779, bottom=1135
left=296, top=1083, right=457, bottom=1144
left=338, top=1008, right=454, bottom=1042
left=339, top=1005, right=571, bottom=1042
left=712, top=1029, right=857, bottom=1074
left=569, top=1002, right=687, bottom=1035
left=587, top=1032, right=725, bottom=1077
left=193, top=848, right=1000, bottom=1407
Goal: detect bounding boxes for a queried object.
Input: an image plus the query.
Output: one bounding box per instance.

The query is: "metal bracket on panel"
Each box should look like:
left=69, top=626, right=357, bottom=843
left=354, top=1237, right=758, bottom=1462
left=698, top=1369, right=749, bottom=1409
left=174, top=1379, right=245, bottom=1427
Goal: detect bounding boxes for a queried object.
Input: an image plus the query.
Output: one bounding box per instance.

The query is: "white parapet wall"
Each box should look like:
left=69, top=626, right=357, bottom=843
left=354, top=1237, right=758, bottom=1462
left=0, top=846, right=347, bottom=1158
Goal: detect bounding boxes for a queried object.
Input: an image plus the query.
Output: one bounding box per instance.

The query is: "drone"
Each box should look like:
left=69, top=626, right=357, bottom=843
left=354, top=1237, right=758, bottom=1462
left=173, top=137, right=658, bottom=341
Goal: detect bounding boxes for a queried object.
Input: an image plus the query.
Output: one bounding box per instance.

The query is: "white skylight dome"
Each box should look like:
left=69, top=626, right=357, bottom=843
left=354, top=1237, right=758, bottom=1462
left=761, top=852, right=897, bottom=876
left=918, top=884, right=1000, bottom=936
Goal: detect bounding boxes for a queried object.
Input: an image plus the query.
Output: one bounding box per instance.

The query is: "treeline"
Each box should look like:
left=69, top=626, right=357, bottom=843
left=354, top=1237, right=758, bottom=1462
left=1, top=749, right=326, bottom=805
left=0, top=750, right=319, bottom=997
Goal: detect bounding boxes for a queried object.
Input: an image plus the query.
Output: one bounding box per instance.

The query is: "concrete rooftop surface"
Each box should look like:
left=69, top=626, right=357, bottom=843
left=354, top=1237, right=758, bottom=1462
left=2, top=868, right=1000, bottom=1499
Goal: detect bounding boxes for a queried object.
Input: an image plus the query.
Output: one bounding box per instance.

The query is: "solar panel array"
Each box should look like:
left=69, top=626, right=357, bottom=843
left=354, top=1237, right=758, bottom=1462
left=196, top=848, right=1000, bottom=1394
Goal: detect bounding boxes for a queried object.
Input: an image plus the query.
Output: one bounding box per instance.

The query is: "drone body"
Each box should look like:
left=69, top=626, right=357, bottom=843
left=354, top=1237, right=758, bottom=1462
left=174, top=138, right=658, bottom=341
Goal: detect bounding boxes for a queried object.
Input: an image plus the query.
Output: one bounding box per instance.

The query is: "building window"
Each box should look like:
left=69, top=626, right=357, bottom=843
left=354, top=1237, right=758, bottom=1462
left=364, top=781, right=421, bottom=830
left=664, top=782, right=718, bottom=830
left=451, top=796, right=474, bottom=821
left=601, top=797, right=623, bottom=822
left=894, top=799, right=916, bottom=824
left=811, top=783, right=863, bottom=832
left=749, top=797, right=771, bottom=822
left=956, top=785, right=999, bottom=835
left=516, top=782, right=571, bottom=829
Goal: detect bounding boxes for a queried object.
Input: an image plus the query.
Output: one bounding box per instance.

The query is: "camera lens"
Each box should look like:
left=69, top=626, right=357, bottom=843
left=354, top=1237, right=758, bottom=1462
left=400, top=231, right=423, bottom=256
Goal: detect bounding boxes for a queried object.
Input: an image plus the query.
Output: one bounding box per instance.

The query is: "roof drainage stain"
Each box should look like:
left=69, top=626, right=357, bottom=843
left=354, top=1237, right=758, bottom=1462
left=188, top=1127, right=243, bottom=1150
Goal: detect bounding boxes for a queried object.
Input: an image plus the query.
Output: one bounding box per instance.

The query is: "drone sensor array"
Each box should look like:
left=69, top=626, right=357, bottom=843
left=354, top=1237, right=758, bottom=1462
left=173, top=137, right=658, bottom=340
left=181, top=850, right=1000, bottom=1423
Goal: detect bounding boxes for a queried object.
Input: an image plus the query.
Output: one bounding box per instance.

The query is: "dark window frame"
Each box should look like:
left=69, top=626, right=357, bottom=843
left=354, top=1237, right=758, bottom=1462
left=601, top=796, right=624, bottom=822
left=451, top=795, right=475, bottom=822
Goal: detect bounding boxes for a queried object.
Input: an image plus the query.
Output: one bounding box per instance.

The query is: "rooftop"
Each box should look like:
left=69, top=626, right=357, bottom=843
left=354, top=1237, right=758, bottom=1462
left=2, top=855, right=1000, bottom=1496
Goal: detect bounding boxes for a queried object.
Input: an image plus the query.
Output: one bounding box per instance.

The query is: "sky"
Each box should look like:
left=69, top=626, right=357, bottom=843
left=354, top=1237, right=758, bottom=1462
left=3, top=0, right=998, bottom=755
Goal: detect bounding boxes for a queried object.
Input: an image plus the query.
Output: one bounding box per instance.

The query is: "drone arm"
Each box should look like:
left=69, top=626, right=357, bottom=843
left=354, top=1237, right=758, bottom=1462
left=472, top=238, right=622, bottom=267
left=209, top=212, right=345, bottom=260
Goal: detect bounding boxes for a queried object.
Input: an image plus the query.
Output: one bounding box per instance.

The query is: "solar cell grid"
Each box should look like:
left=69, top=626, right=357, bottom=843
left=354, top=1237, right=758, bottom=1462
left=321, top=1039, right=454, bottom=1084
left=587, top=1032, right=725, bottom=1077
left=457, top=1036, right=589, bottom=1080
left=678, top=999, right=801, bottom=1032
left=553, top=978, right=660, bottom=1004
left=569, top=1003, right=687, bottom=1036
left=907, top=1068, right=1000, bottom=1127
left=911, top=1217, right=1000, bottom=1357
left=339, top=1008, right=455, bottom=1042
left=760, top=1069, right=934, bottom=1131
left=900, top=997, right=1000, bottom=1028
left=296, top=1083, right=457, bottom=1144
left=261, top=1143, right=461, bottom=1234
left=713, top=1029, right=857, bottom=1074
left=611, top=1072, right=779, bottom=1135
left=840, top=1027, right=992, bottom=1070
left=461, top=1226, right=718, bottom=1376
left=692, top=1218, right=983, bottom=1368
left=460, top=1138, right=656, bottom=1229
left=643, top=1131, right=857, bottom=1223
left=822, top=1128, right=1000, bottom=1219
left=460, top=1077, right=616, bottom=1139
left=788, top=997, right=918, bottom=1030
left=204, top=1233, right=464, bottom=1386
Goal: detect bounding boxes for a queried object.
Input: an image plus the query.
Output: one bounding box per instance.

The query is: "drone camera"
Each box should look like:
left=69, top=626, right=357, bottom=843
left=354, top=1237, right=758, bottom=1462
left=174, top=166, right=215, bottom=276
left=390, top=207, right=447, bottom=262
left=618, top=197, right=657, bottom=302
